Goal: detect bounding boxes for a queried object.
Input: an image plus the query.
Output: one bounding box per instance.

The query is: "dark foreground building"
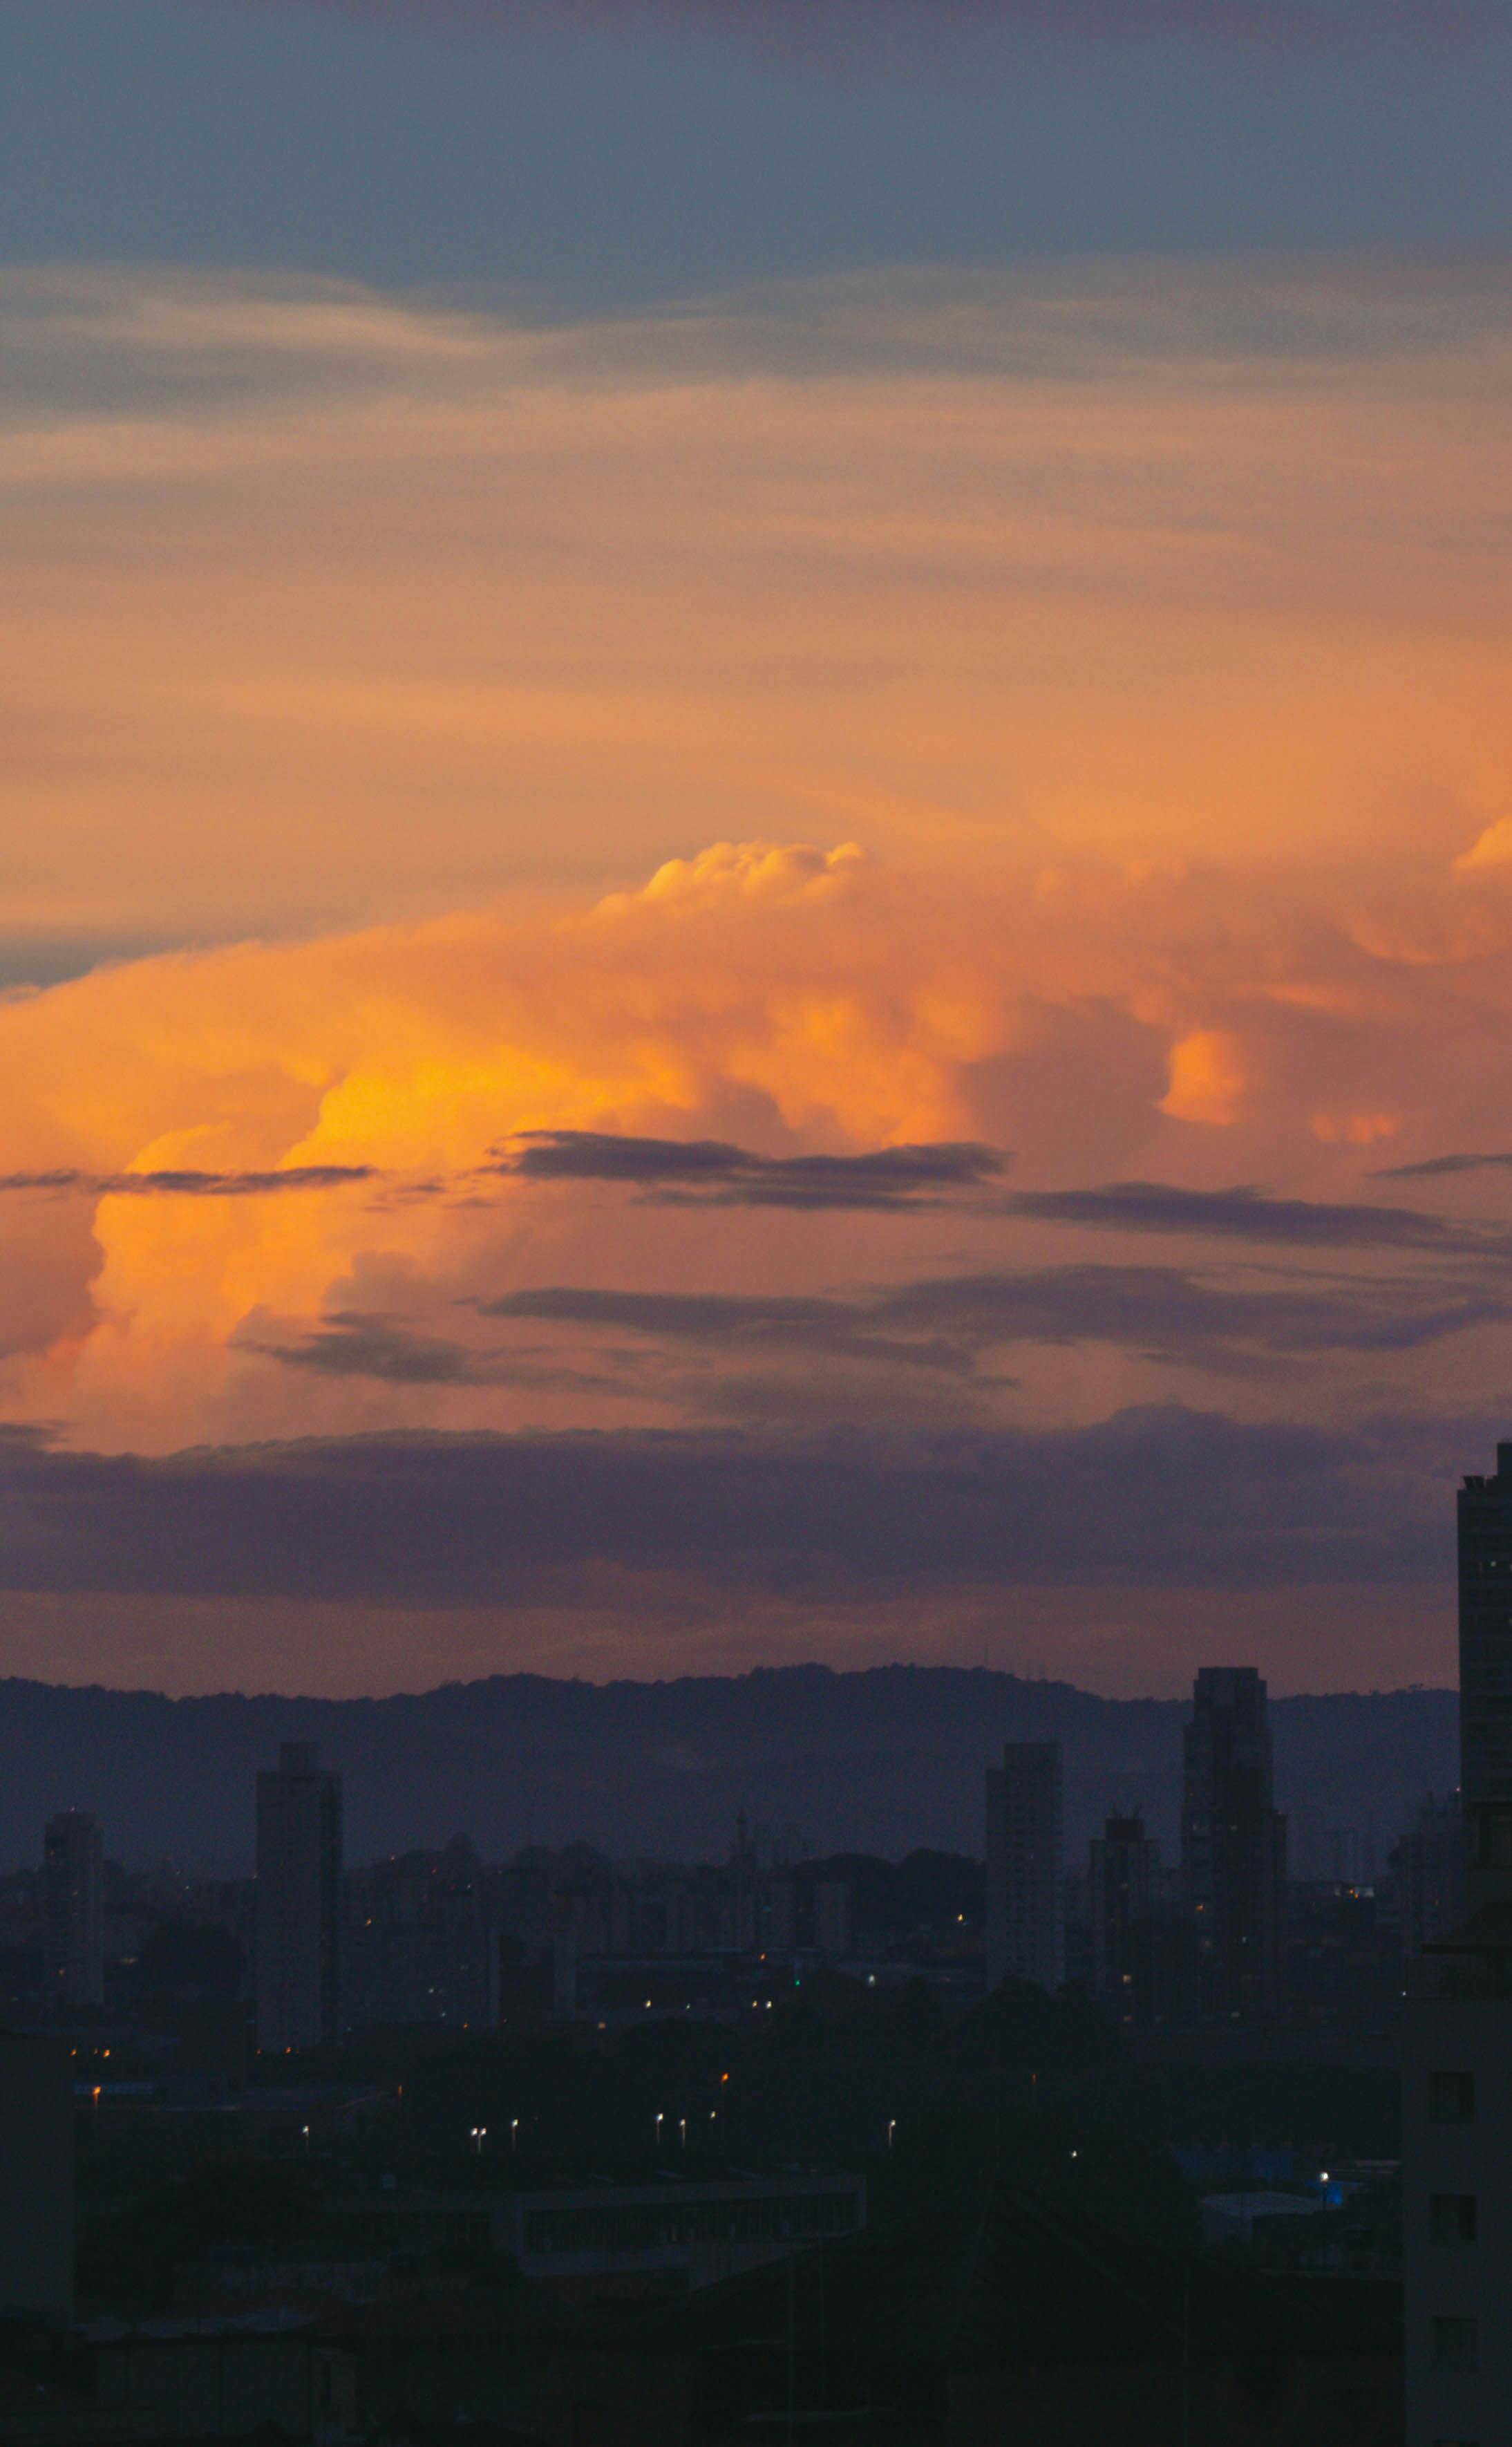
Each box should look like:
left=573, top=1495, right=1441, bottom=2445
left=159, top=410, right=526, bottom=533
left=0, top=2029, right=73, bottom=2324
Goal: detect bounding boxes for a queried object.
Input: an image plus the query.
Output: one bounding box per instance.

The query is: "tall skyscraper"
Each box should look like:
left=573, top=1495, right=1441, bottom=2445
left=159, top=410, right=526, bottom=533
left=1403, top=1444, right=1512, bottom=2447
left=1181, top=1668, right=1287, bottom=2025
left=256, top=1741, right=342, bottom=2053
left=1455, top=1445, right=1512, bottom=1909
left=985, top=1741, right=1064, bottom=1992
left=42, top=1810, right=104, bottom=2012
left=1088, top=1809, right=1158, bottom=2027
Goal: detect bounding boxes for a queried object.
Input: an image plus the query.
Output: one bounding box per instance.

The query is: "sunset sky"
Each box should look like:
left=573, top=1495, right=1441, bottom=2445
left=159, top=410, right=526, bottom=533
left=5, top=0, right=1512, bottom=1695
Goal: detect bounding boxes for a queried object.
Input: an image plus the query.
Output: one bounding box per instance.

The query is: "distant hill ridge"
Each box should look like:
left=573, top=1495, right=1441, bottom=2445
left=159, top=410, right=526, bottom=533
left=0, top=1665, right=1457, bottom=1871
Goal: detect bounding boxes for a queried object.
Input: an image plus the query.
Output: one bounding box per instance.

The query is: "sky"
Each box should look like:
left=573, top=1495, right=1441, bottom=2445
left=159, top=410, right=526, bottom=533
left=4, top=0, right=1512, bottom=1697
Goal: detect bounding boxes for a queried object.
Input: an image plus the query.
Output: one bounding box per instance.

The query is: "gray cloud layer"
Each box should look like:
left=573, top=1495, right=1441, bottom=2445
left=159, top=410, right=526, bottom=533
left=0, top=1166, right=377, bottom=1198
left=245, top=1310, right=647, bottom=1396
left=253, top=1255, right=1504, bottom=1406
left=1003, top=1181, right=1465, bottom=1248
left=486, top=1263, right=1500, bottom=1365
left=1375, top=1152, right=1512, bottom=1181
left=496, top=1132, right=1005, bottom=1208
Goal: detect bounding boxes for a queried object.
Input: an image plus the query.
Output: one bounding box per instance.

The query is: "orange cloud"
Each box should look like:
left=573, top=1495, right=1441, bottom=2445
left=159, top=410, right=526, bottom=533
left=1, top=823, right=1512, bottom=1453
left=6, top=261, right=1512, bottom=1468
left=1159, top=1031, right=1250, bottom=1127
left=6, top=258, right=1512, bottom=957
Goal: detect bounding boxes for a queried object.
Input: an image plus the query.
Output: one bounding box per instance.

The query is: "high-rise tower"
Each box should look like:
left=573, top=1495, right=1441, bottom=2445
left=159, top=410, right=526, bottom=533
left=1089, top=1809, right=1158, bottom=2027
left=1455, top=1445, right=1512, bottom=1906
left=985, top=1741, right=1064, bottom=1992
left=1402, top=1443, right=1512, bottom=2446
left=255, top=1741, right=342, bottom=2053
left=1181, top=1668, right=1287, bottom=2024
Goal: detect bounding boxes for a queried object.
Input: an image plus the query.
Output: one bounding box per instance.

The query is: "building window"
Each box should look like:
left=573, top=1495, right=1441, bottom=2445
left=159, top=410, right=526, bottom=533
left=1431, top=2317, right=1480, bottom=2373
left=1430, top=2194, right=1479, bottom=2246
left=1430, top=2071, right=1477, bottom=2123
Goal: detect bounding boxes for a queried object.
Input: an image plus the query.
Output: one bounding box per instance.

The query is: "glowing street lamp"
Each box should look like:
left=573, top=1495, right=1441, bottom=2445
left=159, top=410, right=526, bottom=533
left=887, top=2119, right=896, bottom=2149
left=654, top=2111, right=664, bottom=2146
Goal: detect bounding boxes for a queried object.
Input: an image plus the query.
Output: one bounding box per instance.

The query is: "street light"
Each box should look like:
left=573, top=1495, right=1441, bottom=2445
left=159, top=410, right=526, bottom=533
left=654, top=2111, right=664, bottom=2146
left=470, top=2125, right=486, bottom=2155
left=510, top=2118, right=520, bottom=2150
left=679, top=2118, right=688, bottom=2148
left=887, top=2119, right=896, bottom=2148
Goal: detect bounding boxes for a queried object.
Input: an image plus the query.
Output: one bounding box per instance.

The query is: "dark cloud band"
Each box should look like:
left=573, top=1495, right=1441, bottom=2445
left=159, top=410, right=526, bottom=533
left=0, top=1165, right=377, bottom=1197
left=485, top=1263, right=1501, bottom=1362
left=495, top=1131, right=1005, bottom=1208
left=1003, top=1179, right=1461, bottom=1248
left=1374, top=1152, right=1512, bottom=1181
left=0, top=1406, right=1457, bottom=1607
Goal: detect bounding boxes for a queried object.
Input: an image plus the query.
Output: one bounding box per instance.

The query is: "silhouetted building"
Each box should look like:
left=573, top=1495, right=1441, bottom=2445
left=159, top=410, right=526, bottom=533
left=1457, top=1446, right=1512, bottom=1909
left=256, top=1741, right=341, bottom=2052
left=1088, top=1810, right=1158, bottom=2026
left=42, top=1807, right=104, bottom=2010
left=985, top=1741, right=1064, bottom=1991
left=1405, top=1445, right=1512, bottom=2444
left=343, top=1839, right=495, bottom=2035
left=1397, top=1793, right=1466, bottom=1967
left=1181, top=1668, right=1286, bottom=2024
left=0, top=2032, right=73, bottom=2321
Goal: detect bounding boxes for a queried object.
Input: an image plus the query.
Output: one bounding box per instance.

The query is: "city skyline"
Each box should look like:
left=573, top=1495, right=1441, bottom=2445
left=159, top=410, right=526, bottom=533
left=6, top=3, right=1512, bottom=1698
left=3, top=19, right=1498, bottom=2439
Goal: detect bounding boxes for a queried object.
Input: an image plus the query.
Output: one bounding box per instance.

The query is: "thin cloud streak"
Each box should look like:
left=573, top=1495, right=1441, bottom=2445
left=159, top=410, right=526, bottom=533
left=0, top=1166, right=378, bottom=1198
left=1004, top=1180, right=1468, bottom=1248
left=1374, top=1152, right=1512, bottom=1181
left=498, top=1131, right=1006, bottom=1208
left=245, top=1310, right=643, bottom=1394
